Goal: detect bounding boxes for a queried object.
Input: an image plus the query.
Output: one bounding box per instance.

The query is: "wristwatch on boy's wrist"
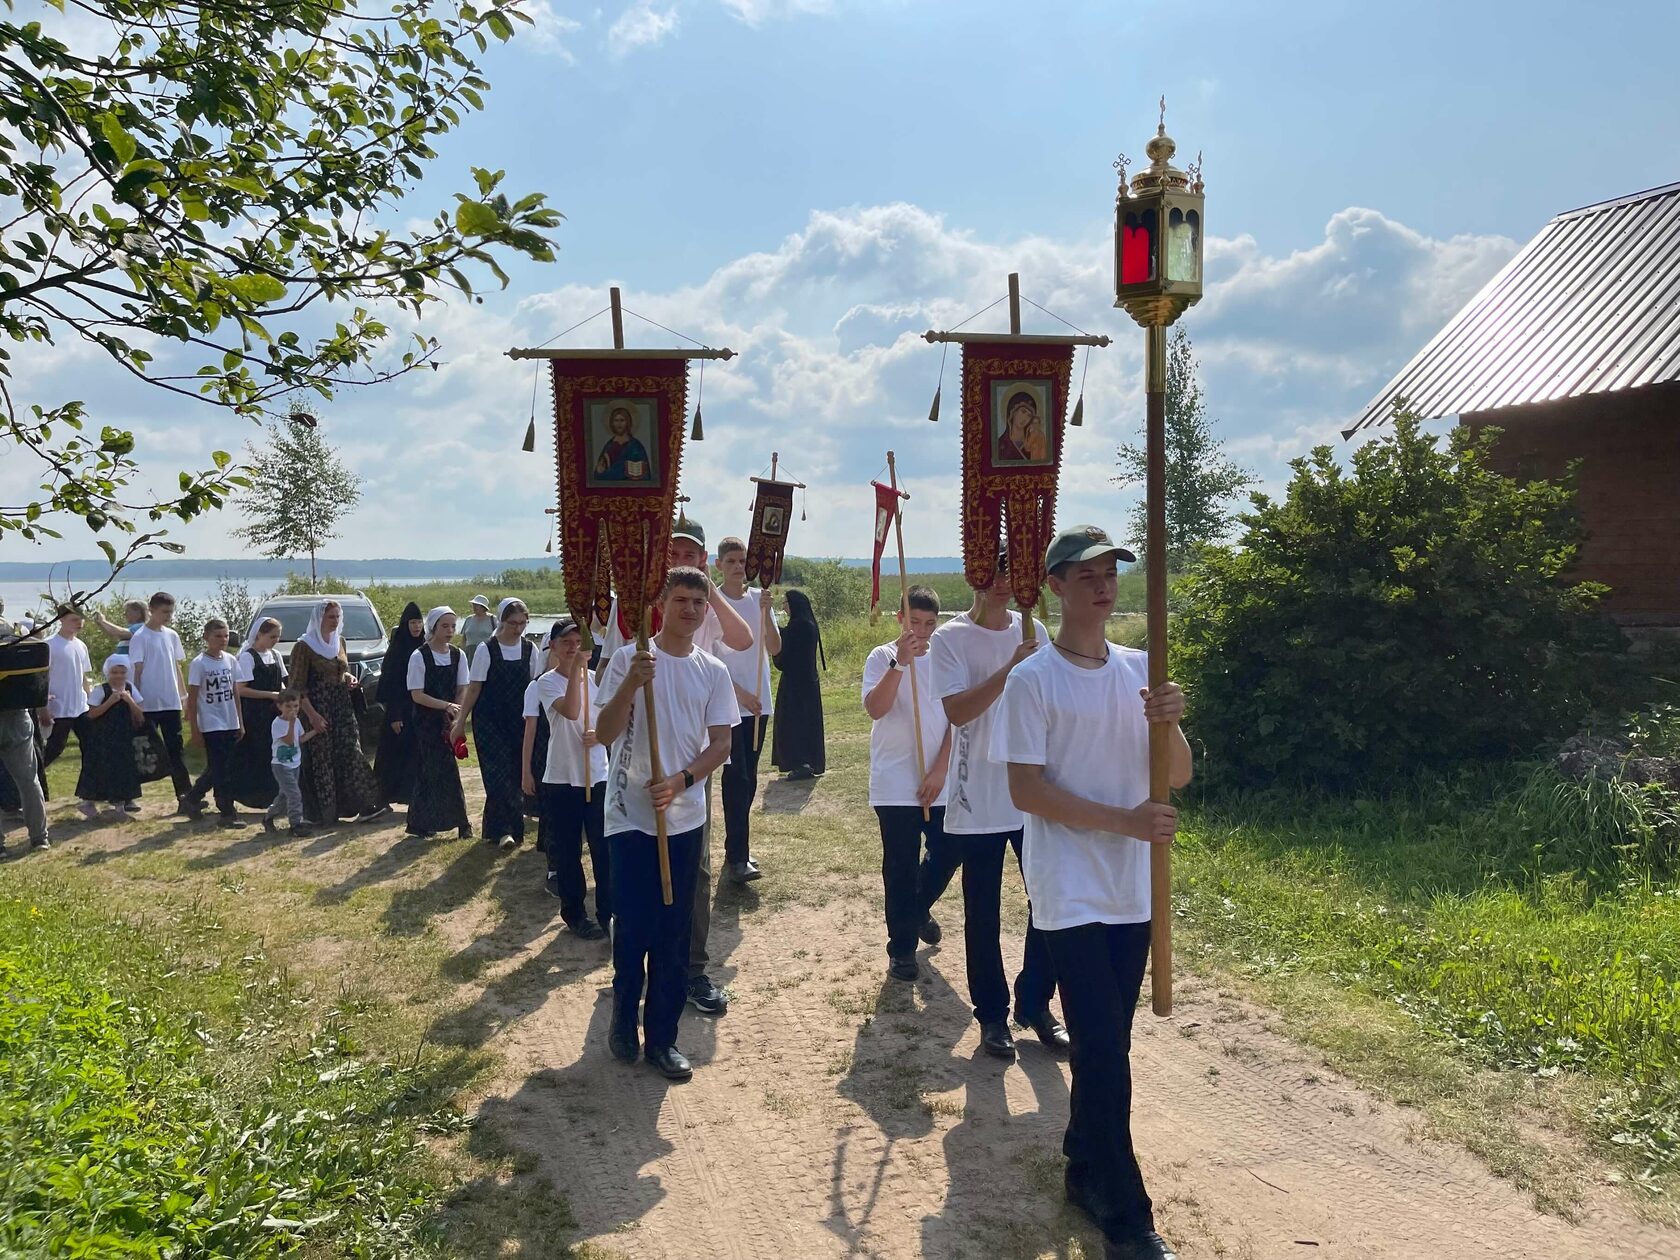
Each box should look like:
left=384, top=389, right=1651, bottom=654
left=681, top=768, right=695, bottom=789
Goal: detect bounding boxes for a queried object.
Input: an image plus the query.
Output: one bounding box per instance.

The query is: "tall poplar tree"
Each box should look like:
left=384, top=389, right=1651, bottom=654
left=233, top=414, right=362, bottom=591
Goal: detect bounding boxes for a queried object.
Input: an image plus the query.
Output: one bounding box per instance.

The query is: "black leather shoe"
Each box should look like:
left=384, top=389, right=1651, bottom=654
left=686, top=975, right=728, bottom=1015
left=645, top=1044, right=693, bottom=1081
left=979, top=1020, right=1017, bottom=1059
left=918, top=914, right=942, bottom=945
left=1104, top=1232, right=1178, bottom=1260
left=726, top=859, right=762, bottom=884
left=570, top=918, right=607, bottom=941
left=608, top=1020, right=638, bottom=1063
left=888, top=956, right=919, bottom=982
left=1020, top=1009, right=1072, bottom=1052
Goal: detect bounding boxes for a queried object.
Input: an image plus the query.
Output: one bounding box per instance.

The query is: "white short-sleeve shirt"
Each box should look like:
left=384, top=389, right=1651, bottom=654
left=469, top=639, right=529, bottom=682
left=129, top=625, right=186, bottom=712
left=928, top=610, right=1048, bottom=834
left=599, top=641, right=736, bottom=837
left=234, top=647, right=288, bottom=687
left=187, top=651, right=242, bottom=733
left=534, top=668, right=609, bottom=787
left=993, top=643, right=1153, bottom=931
left=407, top=646, right=470, bottom=692
left=717, top=588, right=774, bottom=719
left=599, top=595, right=726, bottom=665
left=861, top=641, right=949, bottom=808
left=46, top=634, right=92, bottom=719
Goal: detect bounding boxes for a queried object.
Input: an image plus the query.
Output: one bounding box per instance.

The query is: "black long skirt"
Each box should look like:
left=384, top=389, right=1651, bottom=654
left=75, top=703, right=142, bottom=804
left=375, top=713, right=417, bottom=806
left=407, top=709, right=469, bottom=837
left=473, top=708, right=526, bottom=842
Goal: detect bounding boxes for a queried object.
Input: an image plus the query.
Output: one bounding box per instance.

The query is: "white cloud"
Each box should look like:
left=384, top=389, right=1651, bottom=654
left=606, top=3, right=678, bottom=55
left=10, top=202, right=1516, bottom=567
left=521, top=0, right=583, bottom=59
left=719, top=0, right=833, bottom=24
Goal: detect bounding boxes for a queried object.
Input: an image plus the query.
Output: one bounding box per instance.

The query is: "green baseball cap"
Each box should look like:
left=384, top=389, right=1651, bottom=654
left=1045, top=524, right=1136, bottom=572
left=672, top=516, right=705, bottom=548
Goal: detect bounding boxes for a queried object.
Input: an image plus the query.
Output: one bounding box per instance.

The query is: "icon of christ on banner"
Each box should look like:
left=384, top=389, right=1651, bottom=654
left=588, top=399, right=659, bottom=486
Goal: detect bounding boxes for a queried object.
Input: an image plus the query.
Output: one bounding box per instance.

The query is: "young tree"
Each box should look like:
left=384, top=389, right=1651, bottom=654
left=1115, top=325, right=1258, bottom=567
left=234, top=416, right=362, bottom=591
left=0, top=0, right=560, bottom=606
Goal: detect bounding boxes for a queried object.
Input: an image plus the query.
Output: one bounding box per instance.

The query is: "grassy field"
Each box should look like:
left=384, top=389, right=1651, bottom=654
left=6, top=612, right=1675, bottom=1250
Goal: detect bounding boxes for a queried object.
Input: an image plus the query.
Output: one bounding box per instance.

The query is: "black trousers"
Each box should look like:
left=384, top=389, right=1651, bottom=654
left=187, top=729, right=239, bottom=817
left=720, top=716, right=766, bottom=864
left=1045, top=920, right=1155, bottom=1242
left=959, top=829, right=1058, bottom=1025
left=540, top=780, right=611, bottom=926
left=875, top=804, right=959, bottom=960
left=149, top=709, right=193, bottom=797
left=609, top=826, right=702, bottom=1051
left=41, top=713, right=90, bottom=770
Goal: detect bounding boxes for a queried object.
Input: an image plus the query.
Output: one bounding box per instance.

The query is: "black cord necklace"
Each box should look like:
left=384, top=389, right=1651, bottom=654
left=1053, top=638, right=1110, bottom=664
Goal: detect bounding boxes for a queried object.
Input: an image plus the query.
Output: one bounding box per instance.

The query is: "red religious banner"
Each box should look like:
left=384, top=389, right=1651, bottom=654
left=745, top=480, right=796, bottom=588
left=959, top=341, right=1074, bottom=610
left=869, top=480, right=900, bottom=616
left=550, top=357, right=689, bottom=638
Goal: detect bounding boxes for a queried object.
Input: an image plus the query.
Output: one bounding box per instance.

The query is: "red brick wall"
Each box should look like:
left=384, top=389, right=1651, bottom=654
left=1463, top=382, right=1680, bottom=626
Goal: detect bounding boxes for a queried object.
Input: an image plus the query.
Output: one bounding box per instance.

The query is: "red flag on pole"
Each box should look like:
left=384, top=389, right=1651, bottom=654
left=869, top=480, right=899, bottom=617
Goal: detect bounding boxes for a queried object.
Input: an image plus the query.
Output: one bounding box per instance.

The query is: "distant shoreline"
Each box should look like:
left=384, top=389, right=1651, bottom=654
left=0, top=555, right=969, bottom=581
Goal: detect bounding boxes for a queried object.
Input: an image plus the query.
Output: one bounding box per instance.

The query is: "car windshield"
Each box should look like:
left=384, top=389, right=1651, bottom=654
left=259, top=604, right=383, bottom=643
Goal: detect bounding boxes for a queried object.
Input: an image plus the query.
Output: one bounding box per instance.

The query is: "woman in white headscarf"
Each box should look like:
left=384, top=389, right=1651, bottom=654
left=454, top=597, right=533, bottom=851
left=405, top=606, right=471, bottom=839
left=288, top=599, right=388, bottom=825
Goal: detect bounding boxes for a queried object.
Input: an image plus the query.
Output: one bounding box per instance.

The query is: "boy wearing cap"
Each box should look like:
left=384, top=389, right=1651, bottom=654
left=462, top=596, right=496, bottom=657
left=995, top=524, right=1190, bottom=1260
left=596, top=515, right=752, bottom=1018
left=596, top=567, right=737, bottom=1081
left=928, top=553, right=1066, bottom=1060
left=862, top=584, right=953, bottom=982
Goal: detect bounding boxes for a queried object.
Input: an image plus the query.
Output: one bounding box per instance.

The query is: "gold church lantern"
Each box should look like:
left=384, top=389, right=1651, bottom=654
left=1114, top=100, right=1205, bottom=329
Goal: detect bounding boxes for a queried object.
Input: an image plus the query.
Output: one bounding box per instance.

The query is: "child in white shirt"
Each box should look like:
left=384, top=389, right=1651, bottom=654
left=183, top=617, right=245, bottom=827
left=264, top=688, right=319, bottom=836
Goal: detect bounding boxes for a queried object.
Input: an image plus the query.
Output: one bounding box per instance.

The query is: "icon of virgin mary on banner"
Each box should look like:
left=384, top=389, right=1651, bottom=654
left=960, top=341, right=1074, bottom=610
left=551, top=358, right=690, bottom=638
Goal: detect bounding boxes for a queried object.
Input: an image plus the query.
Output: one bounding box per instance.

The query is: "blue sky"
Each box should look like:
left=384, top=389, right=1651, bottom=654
left=13, top=0, right=1680, bottom=562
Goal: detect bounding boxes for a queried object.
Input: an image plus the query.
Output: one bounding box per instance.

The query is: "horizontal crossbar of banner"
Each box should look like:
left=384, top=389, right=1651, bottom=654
left=922, top=330, right=1110, bottom=348
left=506, top=347, right=737, bottom=360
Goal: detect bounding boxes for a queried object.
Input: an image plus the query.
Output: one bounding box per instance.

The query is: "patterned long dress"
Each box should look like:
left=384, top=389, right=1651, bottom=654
left=473, top=640, right=531, bottom=843
left=408, top=648, right=470, bottom=838
left=289, top=640, right=379, bottom=822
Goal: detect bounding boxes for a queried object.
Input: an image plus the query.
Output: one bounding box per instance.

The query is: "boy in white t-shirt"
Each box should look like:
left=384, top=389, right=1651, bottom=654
left=182, top=617, right=247, bottom=828
left=40, top=606, right=95, bottom=815
left=264, top=688, right=319, bottom=836
left=715, top=536, right=781, bottom=885
left=928, top=553, right=1065, bottom=1059
left=861, top=585, right=953, bottom=983
left=596, top=568, right=737, bottom=1082
left=129, top=591, right=195, bottom=811
left=994, top=525, right=1191, bottom=1260
left=522, top=618, right=611, bottom=939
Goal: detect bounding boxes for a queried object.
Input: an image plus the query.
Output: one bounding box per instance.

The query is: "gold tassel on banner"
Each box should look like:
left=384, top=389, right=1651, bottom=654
left=928, top=385, right=941, bottom=423
left=691, top=406, right=704, bottom=441
left=1070, top=393, right=1085, bottom=427
left=521, top=417, right=536, bottom=451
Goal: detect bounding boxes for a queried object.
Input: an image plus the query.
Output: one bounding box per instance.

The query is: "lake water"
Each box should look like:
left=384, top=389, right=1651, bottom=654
left=0, top=574, right=468, bottom=619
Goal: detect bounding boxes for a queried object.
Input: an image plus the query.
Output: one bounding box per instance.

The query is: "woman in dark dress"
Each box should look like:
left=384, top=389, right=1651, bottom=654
left=374, top=601, right=425, bottom=807
left=229, top=616, right=287, bottom=809
left=407, top=606, right=471, bottom=839
left=771, top=588, right=827, bottom=779
left=76, top=656, right=146, bottom=813
left=290, top=599, right=389, bottom=825
left=456, top=597, right=532, bottom=851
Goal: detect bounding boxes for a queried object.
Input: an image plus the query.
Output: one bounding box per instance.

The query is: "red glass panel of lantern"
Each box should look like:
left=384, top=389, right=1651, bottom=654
left=1121, top=208, right=1156, bottom=286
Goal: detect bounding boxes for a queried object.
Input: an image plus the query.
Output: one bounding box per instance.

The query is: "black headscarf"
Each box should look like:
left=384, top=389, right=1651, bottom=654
left=377, top=601, right=425, bottom=705
left=783, top=589, right=825, bottom=671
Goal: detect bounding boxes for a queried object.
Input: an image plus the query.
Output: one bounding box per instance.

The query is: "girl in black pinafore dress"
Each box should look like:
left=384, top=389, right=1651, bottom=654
left=406, top=608, right=471, bottom=839
left=460, top=598, right=532, bottom=850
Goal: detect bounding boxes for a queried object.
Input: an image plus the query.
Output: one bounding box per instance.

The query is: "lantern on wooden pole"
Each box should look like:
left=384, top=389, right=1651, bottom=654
left=1114, top=99, right=1204, bottom=1018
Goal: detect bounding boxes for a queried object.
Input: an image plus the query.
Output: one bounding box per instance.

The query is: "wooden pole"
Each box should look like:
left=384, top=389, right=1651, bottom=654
left=581, top=668, right=592, bottom=805
left=753, top=588, right=771, bottom=753
left=609, top=286, right=625, bottom=351
left=1144, top=323, right=1173, bottom=1017
left=886, top=451, right=930, bottom=823
left=1008, top=272, right=1021, bottom=336
left=637, top=522, right=673, bottom=905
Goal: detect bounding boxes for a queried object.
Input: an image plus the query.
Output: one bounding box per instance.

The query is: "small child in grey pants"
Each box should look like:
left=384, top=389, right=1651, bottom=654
left=265, top=689, right=318, bottom=836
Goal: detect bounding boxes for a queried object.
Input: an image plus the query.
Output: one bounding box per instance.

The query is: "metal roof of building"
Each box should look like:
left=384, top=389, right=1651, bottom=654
left=1345, top=182, right=1680, bottom=437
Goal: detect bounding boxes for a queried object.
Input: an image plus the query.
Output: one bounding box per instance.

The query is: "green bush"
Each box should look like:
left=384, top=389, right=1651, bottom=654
left=1172, top=410, right=1628, bottom=788
left=799, top=558, right=870, bottom=624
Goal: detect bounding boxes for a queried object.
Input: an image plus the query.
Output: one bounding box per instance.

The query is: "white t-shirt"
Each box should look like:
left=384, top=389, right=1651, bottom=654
left=188, top=651, right=242, bottom=733
left=130, top=625, right=186, bottom=712
left=993, top=643, right=1153, bottom=932
left=532, top=669, right=609, bottom=787
left=46, top=634, right=93, bottom=719
left=234, top=648, right=288, bottom=688
left=929, top=611, right=1049, bottom=834
left=407, top=646, right=470, bottom=692
left=599, top=641, right=736, bottom=837
left=716, top=588, right=775, bottom=719
left=861, top=641, right=950, bottom=808
left=271, top=715, right=306, bottom=767
left=90, top=681, right=143, bottom=708
left=469, top=639, right=531, bottom=682
left=598, top=594, right=726, bottom=664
